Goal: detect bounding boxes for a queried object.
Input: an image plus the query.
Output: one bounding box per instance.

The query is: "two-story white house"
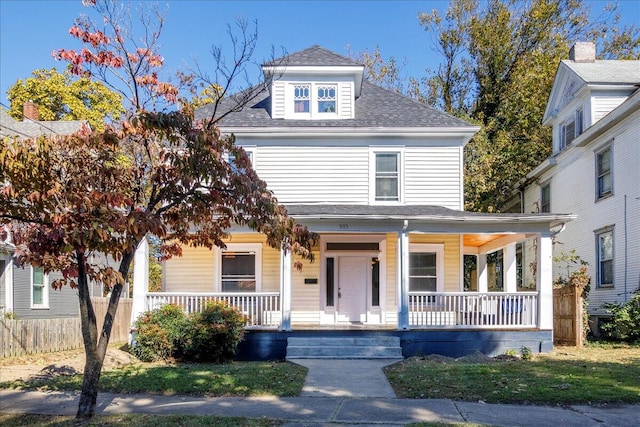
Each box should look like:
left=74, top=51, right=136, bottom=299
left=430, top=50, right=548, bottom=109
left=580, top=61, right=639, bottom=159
left=130, top=46, right=574, bottom=359
left=519, top=42, right=640, bottom=334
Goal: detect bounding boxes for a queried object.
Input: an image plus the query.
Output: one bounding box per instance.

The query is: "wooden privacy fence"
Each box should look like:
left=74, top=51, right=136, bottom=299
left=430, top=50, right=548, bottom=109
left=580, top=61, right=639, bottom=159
left=553, top=285, right=584, bottom=346
left=0, top=297, right=132, bottom=358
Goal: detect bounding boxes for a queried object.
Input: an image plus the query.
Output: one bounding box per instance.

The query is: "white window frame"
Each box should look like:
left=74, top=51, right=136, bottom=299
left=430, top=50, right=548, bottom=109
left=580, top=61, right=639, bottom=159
left=217, top=243, right=262, bottom=292
left=540, top=183, right=551, bottom=213
left=293, top=84, right=310, bottom=114
left=408, top=243, right=444, bottom=293
left=30, top=265, right=49, bottom=309
left=370, top=148, right=404, bottom=204
left=289, top=82, right=339, bottom=119
left=595, top=227, right=614, bottom=288
left=595, top=144, right=613, bottom=201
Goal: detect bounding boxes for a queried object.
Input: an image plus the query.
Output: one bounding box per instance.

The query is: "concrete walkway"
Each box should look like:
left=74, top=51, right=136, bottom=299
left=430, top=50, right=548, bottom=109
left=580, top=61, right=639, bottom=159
left=1, top=359, right=639, bottom=426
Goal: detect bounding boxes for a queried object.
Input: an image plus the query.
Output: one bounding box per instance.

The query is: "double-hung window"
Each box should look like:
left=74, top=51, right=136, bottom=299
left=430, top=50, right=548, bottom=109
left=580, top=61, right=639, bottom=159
left=317, top=85, right=336, bottom=113
left=596, top=146, right=612, bottom=199
left=220, top=244, right=261, bottom=292
left=408, top=244, right=444, bottom=294
left=596, top=228, right=614, bottom=288
left=540, top=184, right=551, bottom=213
left=559, top=108, right=583, bottom=150
left=374, top=152, right=400, bottom=202
left=31, top=266, right=48, bottom=308
left=294, top=85, right=310, bottom=113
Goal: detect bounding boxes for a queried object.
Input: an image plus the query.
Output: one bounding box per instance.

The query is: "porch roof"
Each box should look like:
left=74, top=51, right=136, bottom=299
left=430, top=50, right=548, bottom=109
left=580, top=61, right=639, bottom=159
left=285, top=204, right=576, bottom=238
left=284, top=204, right=574, bottom=226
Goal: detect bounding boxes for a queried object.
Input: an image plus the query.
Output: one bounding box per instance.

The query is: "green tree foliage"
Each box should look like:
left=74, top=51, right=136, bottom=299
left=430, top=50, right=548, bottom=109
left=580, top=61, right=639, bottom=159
left=600, top=291, right=640, bottom=342
left=350, top=45, right=407, bottom=93
left=6, top=68, right=124, bottom=131
left=415, top=0, right=639, bottom=211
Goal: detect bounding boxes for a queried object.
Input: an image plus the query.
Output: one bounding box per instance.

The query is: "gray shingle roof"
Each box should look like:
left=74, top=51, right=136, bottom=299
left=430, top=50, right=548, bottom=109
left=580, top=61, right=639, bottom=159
left=196, top=81, right=473, bottom=129
left=563, top=60, right=640, bottom=85
left=265, top=45, right=362, bottom=67
left=0, top=108, right=87, bottom=139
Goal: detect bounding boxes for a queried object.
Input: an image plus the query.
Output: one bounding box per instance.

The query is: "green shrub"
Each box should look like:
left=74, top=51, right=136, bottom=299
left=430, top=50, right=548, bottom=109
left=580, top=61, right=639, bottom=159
left=132, top=301, right=246, bottom=363
left=599, top=291, right=640, bottom=342
left=520, top=346, right=533, bottom=360
left=132, top=304, right=188, bottom=362
left=183, top=301, right=246, bottom=363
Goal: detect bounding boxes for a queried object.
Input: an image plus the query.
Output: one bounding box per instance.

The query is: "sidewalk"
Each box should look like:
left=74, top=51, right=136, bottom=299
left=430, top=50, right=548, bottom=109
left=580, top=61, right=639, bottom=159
left=1, top=359, right=638, bottom=426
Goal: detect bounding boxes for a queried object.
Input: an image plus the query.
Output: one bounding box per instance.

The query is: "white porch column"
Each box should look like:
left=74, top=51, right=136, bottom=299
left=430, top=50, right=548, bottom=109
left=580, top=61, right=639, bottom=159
left=504, top=243, right=517, bottom=293
left=477, top=253, right=488, bottom=292
left=398, top=221, right=409, bottom=330
left=536, top=232, right=553, bottom=330
left=130, top=236, right=149, bottom=342
left=279, top=247, right=292, bottom=331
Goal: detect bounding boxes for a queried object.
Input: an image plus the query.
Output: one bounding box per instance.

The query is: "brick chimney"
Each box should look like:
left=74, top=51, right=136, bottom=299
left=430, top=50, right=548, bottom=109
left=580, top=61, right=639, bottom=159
left=23, top=100, right=39, bottom=121
left=569, top=42, right=596, bottom=63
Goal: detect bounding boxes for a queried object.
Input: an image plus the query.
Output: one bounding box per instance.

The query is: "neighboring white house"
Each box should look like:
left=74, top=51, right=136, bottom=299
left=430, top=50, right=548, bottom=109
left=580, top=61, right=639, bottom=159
left=130, top=46, right=574, bottom=358
left=519, top=42, right=640, bottom=333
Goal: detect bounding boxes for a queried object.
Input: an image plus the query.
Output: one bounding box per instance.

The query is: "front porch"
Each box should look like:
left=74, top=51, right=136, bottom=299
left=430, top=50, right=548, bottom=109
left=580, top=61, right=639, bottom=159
left=144, top=290, right=539, bottom=330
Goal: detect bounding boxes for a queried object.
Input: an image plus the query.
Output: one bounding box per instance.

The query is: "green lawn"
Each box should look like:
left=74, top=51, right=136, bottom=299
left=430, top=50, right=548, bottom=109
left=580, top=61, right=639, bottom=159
left=385, top=342, right=640, bottom=404
left=0, top=361, right=307, bottom=397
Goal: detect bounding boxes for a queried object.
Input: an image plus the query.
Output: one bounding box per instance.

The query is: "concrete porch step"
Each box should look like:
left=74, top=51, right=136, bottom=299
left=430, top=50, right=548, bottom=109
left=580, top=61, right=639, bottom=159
left=286, top=336, right=403, bottom=359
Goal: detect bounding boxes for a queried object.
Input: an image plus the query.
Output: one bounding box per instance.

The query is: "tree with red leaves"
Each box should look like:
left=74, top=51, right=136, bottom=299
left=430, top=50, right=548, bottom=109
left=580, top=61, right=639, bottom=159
left=1, top=0, right=311, bottom=419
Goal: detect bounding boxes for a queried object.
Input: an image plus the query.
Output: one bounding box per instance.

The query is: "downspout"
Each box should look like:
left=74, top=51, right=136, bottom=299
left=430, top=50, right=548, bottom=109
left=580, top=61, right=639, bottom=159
left=624, top=195, right=628, bottom=302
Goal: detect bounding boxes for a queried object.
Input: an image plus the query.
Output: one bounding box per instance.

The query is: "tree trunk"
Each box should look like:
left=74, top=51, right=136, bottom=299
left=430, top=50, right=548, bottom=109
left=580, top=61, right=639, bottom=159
left=75, top=248, right=136, bottom=419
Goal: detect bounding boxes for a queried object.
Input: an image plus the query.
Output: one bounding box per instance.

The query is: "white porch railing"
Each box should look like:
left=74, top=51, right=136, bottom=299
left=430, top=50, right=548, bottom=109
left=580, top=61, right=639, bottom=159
left=146, top=292, right=281, bottom=328
left=409, top=292, right=538, bottom=328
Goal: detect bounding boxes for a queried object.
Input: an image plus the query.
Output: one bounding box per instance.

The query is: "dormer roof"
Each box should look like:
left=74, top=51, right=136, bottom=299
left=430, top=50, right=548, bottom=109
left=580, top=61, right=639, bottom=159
left=264, top=45, right=362, bottom=67
left=543, top=59, right=640, bottom=124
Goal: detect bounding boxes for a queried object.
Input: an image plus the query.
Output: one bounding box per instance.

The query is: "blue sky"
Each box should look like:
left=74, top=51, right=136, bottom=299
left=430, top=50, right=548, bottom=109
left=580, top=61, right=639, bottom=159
left=1, top=0, right=638, bottom=108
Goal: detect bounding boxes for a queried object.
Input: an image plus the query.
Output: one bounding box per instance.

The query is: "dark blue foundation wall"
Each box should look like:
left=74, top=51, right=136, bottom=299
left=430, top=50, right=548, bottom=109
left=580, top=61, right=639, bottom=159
left=235, top=329, right=553, bottom=361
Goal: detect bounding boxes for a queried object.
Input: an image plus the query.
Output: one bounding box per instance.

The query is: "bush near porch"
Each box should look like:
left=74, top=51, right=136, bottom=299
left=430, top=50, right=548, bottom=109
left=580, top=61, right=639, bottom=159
left=132, top=302, right=245, bottom=363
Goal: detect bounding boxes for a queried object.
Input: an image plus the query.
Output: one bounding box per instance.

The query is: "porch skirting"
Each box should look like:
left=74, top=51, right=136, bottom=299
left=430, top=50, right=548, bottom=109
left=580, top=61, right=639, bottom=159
left=235, top=329, right=553, bottom=361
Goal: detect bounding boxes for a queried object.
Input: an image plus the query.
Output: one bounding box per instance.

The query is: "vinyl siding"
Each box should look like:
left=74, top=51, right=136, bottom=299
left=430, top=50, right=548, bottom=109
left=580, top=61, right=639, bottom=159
left=164, top=234, right=281, bottom=293
left=11, top=266, right=81, bottom=319
left=271, top=81, right=285, bottom=118
left=405, top=146, right=461, bottom=209
left=242, top=141, right=464, bottom=208
left=524, top=108, right=640, bottom=314
left=338, top=81, right=353, bottom=119
left=591, top=95, right=628, bottom=122
left=254, top=145, right=370, bottom=204
left=291, top=246, right=321, bottom=324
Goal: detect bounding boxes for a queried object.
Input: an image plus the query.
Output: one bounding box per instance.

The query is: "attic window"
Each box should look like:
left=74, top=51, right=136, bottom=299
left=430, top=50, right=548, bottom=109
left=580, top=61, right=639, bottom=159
left=559, top=108, right=583, bottom=151
left=294, top=85, right=310, bottom=112
left=317, top=85, right=336, bottom=113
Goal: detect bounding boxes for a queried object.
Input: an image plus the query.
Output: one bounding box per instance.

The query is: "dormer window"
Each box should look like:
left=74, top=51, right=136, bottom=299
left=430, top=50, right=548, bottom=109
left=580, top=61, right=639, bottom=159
left=294, top=85, right=310, bottom=112
left=559, top=108, right=584, bottom=151
left=317, top=86, right=336, bottom=113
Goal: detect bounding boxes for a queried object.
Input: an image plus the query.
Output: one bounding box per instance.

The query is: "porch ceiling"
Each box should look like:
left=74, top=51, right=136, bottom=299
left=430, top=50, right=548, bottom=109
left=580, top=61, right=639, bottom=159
left=463, top=233, right=507, bottom=247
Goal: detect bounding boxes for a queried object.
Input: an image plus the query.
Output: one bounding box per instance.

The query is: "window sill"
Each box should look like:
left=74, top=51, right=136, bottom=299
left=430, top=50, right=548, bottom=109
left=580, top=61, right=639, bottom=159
left=30, top=306, right=50, bottom=310
left=595, top=193, right=613, bottom=203
left=595, top=285, right=614, bottom=289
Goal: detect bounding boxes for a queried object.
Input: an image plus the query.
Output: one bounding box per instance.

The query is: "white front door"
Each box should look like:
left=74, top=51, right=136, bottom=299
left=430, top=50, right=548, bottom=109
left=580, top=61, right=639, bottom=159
left=337, top=256, right=368, bottom=322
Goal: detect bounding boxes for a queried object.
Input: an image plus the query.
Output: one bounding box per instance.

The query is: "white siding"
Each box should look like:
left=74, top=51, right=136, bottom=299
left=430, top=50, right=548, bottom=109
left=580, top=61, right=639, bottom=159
left=164, top=246, right=215, bottom=292
left=338, top=81, right=353, bottom=119
left=241, top=140, right=464, bottom=208
left=254, top=144, right=370, bottom=204
left=592, top=95, right=628, bottom=122
left=524, top=108, right=640, bottom=315
left=271, top=81, right=285, bottom=119
left=404, top=146, right=461, bottom=209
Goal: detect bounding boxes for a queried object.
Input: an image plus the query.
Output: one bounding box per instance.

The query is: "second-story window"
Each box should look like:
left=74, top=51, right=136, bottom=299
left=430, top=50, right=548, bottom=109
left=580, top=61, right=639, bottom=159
left=559, top=108, right=584, bottom=151
left=540, top=184, right=551, bottom=213
left=294, top=85, right=310, bottom=113
left=375, top=152, right=399, bottom=201
left=596, top=146, right=612, bottom=200
left=317, top=85, right=336, bottom=113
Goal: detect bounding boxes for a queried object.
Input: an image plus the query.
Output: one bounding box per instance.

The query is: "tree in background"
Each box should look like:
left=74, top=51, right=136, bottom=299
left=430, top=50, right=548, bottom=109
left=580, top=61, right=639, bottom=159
left=6, top=68, right=124, bottom=131
left=1, top=0, right=313, bottom=419
left=360, top=0, right=639, bottom=212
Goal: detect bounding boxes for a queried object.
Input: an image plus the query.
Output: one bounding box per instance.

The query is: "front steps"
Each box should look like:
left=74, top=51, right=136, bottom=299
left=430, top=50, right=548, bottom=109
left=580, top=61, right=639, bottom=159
left=286, top=336, right=403, bottom=359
